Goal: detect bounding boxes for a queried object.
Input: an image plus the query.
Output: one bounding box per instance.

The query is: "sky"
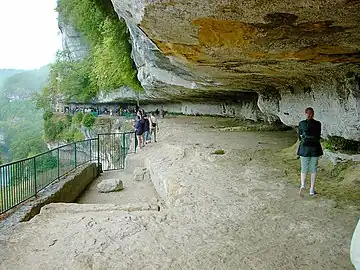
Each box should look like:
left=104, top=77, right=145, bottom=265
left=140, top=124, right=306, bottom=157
left=0, top=0, right=62, bottom=70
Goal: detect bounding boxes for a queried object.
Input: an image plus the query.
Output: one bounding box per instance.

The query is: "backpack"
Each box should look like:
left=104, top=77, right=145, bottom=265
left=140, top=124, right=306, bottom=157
left=301, top=121, right=317, bottom=147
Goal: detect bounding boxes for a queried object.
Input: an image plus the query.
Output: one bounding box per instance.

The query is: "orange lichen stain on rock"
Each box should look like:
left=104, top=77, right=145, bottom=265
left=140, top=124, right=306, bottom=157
left=153, top=39, right=202, bottom=61
left=290, top=45, right=360, bottom=62
left=192, top=18, right=258, bottom=48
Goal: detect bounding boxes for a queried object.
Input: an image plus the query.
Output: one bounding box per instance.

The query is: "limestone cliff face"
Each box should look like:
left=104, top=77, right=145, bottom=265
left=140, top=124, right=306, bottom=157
left=58, top=19, right=88, bottom=60
left=111, top=0, right=360, bottom=140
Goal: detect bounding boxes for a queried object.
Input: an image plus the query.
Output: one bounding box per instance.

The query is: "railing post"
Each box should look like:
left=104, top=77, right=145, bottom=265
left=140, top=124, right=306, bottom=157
left=97, top=135, right=100, bottom=172
left=33, top=157, right=37, bottom=197
left=89, top=139, right=92, bottom=162
left=122, top=133, right=126, bottom=169
left=74, top=142, right=77, bottom=168
left=57, top=148, right=60, bottom=179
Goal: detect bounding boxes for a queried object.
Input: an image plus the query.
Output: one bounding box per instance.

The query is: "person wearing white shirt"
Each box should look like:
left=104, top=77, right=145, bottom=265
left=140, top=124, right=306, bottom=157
left=149, top=113, right=159, bottom=142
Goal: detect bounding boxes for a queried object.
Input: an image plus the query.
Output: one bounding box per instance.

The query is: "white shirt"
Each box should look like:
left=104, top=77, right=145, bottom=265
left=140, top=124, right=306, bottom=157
left=150, top=115, right=157, bottom=124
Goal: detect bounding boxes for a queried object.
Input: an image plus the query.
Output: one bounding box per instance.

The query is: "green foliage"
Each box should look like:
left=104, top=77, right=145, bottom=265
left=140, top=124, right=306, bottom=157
left=63, top=127, right=85, bottom=142
left=44, top=52, right=98, bottom=103
left=36, top=154, right=58, bottom=173
left=43, top=110, right=53, bottom=120
left=74, top=112, right=84, bottom=123
left=43, top=114, right=72, bottom=142
left=0, top=67, right=49, bottom=162
left=82, top=113, right=96, bottom=128
left=211, top=149, right=226, bottom=155
left=38, top=0, right=142, bottom=107
left=2, top=66, right=50, bottom=97
left=10, top=131, right=47, bottom=160
left=324, top=136, right=360, bottom=154
left=92, top=18, right=142, bottom=91
left=43, top=113, right=88, bottom=143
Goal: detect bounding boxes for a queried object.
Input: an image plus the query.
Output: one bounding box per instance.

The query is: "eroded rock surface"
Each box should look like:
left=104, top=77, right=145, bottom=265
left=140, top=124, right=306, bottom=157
left=58, top=18, right=88, bottom=61
left=111, top=0, right=360, bottom=140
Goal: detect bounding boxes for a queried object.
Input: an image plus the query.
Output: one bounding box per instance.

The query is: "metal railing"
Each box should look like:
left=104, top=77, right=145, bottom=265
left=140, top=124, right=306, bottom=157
left=0, top=132, right=135, bottom=214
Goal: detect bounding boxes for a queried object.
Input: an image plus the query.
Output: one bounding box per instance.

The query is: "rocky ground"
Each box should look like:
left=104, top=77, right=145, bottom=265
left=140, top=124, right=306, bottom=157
left=0, top=116, right=358, bottom=270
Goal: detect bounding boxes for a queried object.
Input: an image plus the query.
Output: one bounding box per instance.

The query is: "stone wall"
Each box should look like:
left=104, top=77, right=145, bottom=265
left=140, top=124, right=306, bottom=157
left=0, top=163, right=99, bottom=228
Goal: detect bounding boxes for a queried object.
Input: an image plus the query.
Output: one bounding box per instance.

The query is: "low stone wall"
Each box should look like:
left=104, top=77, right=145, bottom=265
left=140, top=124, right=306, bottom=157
left=0, top=162, right=99, bottom=229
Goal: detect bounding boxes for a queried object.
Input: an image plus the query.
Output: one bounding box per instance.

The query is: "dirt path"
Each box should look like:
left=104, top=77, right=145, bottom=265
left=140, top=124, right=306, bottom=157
left=0, top=116, right=358, bottom=270
left=77, top=155, right=159, bottom=207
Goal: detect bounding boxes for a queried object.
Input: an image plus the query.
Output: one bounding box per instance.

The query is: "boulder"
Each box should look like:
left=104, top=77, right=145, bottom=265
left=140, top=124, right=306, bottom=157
left=133, top=167, right=150, bottom=182
left=97, top=179, right=124, bottom=193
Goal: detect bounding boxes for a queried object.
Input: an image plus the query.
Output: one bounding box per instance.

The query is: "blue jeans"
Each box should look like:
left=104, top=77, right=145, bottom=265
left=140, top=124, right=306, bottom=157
left=300, top=156, right=319, bottom=173
left=143, top=131, right=151, bottom=142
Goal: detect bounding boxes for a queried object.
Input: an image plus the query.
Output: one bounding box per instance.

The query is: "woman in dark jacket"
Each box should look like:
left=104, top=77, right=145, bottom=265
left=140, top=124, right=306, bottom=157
left=135, top=115, right=144, bottom=150
left=297, top=107, right=323, bottom=196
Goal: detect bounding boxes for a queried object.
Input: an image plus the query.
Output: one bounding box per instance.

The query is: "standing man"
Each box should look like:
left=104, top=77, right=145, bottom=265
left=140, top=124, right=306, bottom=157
left=149, top=112, right=159, bottom=143
left=297, top=107, right=323, bottom=196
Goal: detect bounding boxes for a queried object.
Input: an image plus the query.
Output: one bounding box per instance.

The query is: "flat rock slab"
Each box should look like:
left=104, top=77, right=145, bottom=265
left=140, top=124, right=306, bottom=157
left=97, top=179, right=123, bottom=193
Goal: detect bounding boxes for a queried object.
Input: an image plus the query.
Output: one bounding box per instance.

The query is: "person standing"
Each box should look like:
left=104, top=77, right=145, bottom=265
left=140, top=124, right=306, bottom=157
left=143, top=114, right=151, bottom=144
left=297, top=107, right=323, bottom=196
left=149, top=112, right=159, bottom=143
left=160, top=106, right=165, bottom=118
left=134, top=115, right=144, bottom=150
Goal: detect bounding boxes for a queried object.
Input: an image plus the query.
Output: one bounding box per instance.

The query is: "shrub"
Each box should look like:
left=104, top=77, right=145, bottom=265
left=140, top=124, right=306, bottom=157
left=74, top=112, right=84, bottom=124
left=66, top=114, right=73, bottom=124
left=64, top=128, right=85, bottom=142
left=82, top=113, right=96, bottom=128
left=324, top=136, right=360, bottom=154
left=43, top=110, right=53, bottom=120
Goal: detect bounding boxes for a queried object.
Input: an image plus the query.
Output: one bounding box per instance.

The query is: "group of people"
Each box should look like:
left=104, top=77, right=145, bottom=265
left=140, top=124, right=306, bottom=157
left=64, top=106, right=131, bottom=117
left=134, top=109, right=159, bottom=149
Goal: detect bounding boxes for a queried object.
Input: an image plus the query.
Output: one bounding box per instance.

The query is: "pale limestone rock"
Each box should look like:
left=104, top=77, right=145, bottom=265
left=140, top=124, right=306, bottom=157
left=133, top=167, right=150, bottom=182
left=110, top=0, right=360, bottom=140
left=97, top=179, right=124, bottom=193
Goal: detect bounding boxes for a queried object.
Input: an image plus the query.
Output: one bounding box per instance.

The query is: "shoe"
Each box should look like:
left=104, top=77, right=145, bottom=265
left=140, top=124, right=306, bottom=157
left=310, top=190, right=317, bottom=196
left=299, top=186, right=306, bottom=196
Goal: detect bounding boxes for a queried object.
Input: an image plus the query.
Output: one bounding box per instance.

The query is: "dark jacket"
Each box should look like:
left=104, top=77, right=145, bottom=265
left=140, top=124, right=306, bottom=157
left=144, top=118, right=150, bottom=131
left=297, top=119, right=323, bottom=157
left=135, top=119, right=144, bottom=135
